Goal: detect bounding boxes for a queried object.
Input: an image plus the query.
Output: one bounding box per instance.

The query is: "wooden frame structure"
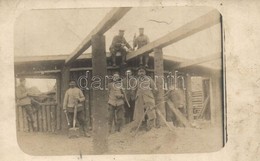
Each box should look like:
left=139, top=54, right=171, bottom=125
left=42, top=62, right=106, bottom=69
left=14, top=8, right=224, bottom=153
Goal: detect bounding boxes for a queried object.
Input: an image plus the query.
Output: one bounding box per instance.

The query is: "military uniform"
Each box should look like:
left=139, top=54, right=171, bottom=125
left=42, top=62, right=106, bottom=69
left=63, top=87, right=88, bottom=132
left=109, top=35, right=132, bottom=66
left=133, top=34, right=150, bottom=66
left=122, top=76, right=137, bottom=124
left=134, top=75, right=156, bottom=130
left=108, top=81, right=125, bottom=133
left=16, top=84, right=37, bottom=131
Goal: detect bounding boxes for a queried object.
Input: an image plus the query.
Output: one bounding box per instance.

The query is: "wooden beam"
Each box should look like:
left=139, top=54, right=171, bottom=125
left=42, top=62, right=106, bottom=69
left=91, top=34, right=108, bottom=154
left=166, top=99, right=192, bottom=127
left=185, top=74, right=194, bottom=121
left=127, top=9, right=220, bottom=61
left=198, top=95, right=210, bottom=119
left=65, top=7, right=131, bottom=65
left=176, top=53, right=221, bottom=69
left=153, top=48, right=166, bottom=126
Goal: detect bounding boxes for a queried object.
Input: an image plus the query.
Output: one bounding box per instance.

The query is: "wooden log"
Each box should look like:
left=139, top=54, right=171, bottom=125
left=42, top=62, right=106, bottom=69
left=22, top=107, right=29, bottom=132
left=61, top=66, right=70, bottom=131
left=91, top=34, right=108, bottom=154
left=166, top=100, right=192, bottom=127
left=155, top=108, right=175, bottom=132
left=46, top=105, right=51, bottom=132
left=38, top=105, right=43, bottom=132
left=65, top=7, right=131, bottom=65
left=127, top=9, right=221, bottom=61
left=154, top=47, right=165, bottom=126
left=42, top=105, right=47, bottom=132
left=56, top=76, right=61, bottom=130
left=50, top=104, right=56, bottom=133
left=185, top=74, right=194, bottom=121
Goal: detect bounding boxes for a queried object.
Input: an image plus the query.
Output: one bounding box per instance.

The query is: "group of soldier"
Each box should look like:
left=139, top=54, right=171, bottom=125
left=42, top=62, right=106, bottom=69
left=15, top=27, right=164, bottom=137
left=109, top=27, right=150, bottom=67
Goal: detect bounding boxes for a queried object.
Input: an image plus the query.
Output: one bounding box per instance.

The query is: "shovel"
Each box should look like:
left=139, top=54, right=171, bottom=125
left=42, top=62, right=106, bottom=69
left=68, top=101, right=80, bottom=138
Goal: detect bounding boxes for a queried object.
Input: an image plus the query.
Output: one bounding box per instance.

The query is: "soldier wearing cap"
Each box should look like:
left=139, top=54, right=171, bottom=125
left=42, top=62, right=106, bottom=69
left=133, top=28, right=150, bottom=67
left=133, top=68, right=157, bottom=131
left=63, top=80, right=90, bottom=137
left=122, top=69, right=137, bottom=124
left=109, top=30, right=133, bottom=66
left=107, top=72, right=125, bottom=133
left=16, top=78, right=37, bottom=131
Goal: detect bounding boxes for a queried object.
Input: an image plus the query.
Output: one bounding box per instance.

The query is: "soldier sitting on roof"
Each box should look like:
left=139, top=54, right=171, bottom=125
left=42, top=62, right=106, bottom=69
left=109, top=30, right=133, bottom=67
left=133, top=28, right=150, bottom=67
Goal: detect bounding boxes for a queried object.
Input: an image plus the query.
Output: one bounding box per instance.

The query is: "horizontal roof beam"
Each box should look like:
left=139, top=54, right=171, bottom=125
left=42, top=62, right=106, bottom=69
left=175, top=53, right=221, bottom=69
left=65, top=7, right=131, bottom=65
left=126, top=9, right=221, bottom=61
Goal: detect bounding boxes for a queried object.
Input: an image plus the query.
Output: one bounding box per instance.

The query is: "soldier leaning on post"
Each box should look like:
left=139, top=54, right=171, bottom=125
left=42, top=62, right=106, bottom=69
left=133, top=28, right=150, bottom=67
left=16, top=78, right=37, bottom=132
left=122, top=69, right=136, bottom=124
left=63, top=81, right=90, bottom=137
left=133, top=67, right=157, bottom=131
left=109, top=30, right=133, bottom=66
left=108, top=72, right=125, bottom=133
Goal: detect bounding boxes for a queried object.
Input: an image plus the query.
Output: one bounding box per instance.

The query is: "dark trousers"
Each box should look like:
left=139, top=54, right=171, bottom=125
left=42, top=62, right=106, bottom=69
left=108, top=104, right=124, bottom=132
left=124, top=99, right=135, bottom=124
left=109, top=47, right=127, bottom=65
left=139, top=53, right=149, bottom=66
left=67, top=110, right=88, bottom=132
left=23, top=105, right=37, bottom=131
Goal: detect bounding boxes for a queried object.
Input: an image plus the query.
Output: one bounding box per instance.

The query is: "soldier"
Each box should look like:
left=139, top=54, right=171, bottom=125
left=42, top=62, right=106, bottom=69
left=63, top=81, right=90, bottom=137
left=109, top=30, right=133, bottom=66
left=108, top=72, right=125, bottom=133
left=133, top=28, right=150, bottom=67
left=133, top=68, right=157, bottom=131
left=122, top=69, right=137, bottom=124
left=16, top=78, right=37, bottom=131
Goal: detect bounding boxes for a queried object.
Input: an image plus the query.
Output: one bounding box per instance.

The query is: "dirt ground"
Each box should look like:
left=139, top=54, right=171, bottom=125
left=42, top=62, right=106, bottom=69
left=17, top=120, right=223, bottom=155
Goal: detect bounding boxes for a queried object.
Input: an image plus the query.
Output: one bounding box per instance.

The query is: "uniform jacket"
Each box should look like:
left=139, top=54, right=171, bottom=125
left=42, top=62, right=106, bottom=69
left=63, top=87, right=85, bottom=112
left=110, top=35, right=131, bottom=49
left=133, top=76, right=157, bottom=121
left=133, top=34, right=149, bottom=49
left=108, top=82, right=125, bottom=107
left=16, top=85, right=31, bottom=106
left=123, top=76, right=136, bottom=101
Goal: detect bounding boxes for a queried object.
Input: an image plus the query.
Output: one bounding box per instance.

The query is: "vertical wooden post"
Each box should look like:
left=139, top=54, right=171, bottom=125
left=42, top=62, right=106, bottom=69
left=61, top=66, right=70, bottom=130
left=154, top=48, right=166, bottom=126
left=42, top=105, right=47, bottom=132
left=210, top=76, right=222, bottom=126
left=185, top=74, right=194, bottom=122
left=91, top=34, right=108, bottom=154
left=56, top=75, right=61, bottom=130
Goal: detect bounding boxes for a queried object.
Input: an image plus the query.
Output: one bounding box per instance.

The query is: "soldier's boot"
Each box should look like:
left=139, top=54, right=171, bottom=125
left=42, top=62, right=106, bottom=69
left=82, top=126, right=91, bottom=137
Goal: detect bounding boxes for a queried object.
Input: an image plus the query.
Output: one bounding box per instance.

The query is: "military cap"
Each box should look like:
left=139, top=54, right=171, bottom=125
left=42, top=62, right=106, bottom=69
left=69, top=80, right=76, bottom=85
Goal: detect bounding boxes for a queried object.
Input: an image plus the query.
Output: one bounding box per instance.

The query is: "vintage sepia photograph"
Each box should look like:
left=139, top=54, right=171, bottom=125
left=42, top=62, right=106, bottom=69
left=14, top=6, right=225, bottom=155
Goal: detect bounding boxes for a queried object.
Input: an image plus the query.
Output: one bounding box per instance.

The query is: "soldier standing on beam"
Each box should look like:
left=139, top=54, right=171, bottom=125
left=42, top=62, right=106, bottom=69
left=133, top=28, right=150, bottom=67
left=109, top=30, right=133, bottom=67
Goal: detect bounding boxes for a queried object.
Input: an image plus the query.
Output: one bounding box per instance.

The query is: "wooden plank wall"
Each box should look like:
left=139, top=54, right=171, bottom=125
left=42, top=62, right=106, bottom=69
left=17, top=102, right=58, bottom=132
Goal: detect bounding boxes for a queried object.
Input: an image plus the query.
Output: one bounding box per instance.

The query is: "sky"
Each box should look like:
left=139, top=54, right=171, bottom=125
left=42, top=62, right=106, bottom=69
left=14, top=6, right=222, bottom=68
